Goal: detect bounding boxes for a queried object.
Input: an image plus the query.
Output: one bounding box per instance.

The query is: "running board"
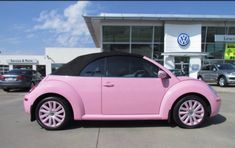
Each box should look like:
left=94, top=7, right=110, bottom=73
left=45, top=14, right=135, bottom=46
left=82, top=114, right=163, bottom=120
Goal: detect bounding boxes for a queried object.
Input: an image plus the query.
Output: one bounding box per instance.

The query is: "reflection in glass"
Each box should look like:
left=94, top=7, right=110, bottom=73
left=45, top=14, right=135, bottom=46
left=103, top=44, right=130, bottom=53
left=154, top=26, right=164, bottom=42
left=132, top=26, right=153, bottom=42
left=103, top=26, right=130, bottom=42
left=132, top=44, right=152, bottom=58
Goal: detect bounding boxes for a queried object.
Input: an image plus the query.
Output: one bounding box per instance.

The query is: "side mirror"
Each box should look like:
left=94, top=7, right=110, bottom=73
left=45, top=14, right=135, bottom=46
left=158, top=70, right=168, bottom=79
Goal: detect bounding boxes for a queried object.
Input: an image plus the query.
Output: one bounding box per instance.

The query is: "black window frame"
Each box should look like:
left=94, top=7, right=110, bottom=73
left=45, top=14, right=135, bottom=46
left=105, top=56, right=159, bottom=78
left=79, top=58, right=106, bottom=77
left=79, top=56, right=160, bottom=78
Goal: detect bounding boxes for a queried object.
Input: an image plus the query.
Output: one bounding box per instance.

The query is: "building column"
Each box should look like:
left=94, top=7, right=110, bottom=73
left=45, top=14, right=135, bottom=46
left=164, top=56, right=175, bottom=69
left=32, top=65, right=36, bottom=70
left=189, top=57, right=201, bottom=78
left=9, top=65, right=13, bottom=70
left=45, top=60, right=52, bottom=75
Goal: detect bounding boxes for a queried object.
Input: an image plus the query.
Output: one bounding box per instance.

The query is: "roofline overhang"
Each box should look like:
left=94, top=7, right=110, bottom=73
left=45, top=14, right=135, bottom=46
left=83, top=13, right=235, bottom=47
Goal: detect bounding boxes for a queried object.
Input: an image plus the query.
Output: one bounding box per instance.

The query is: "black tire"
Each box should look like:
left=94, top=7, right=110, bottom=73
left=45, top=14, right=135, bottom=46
left=173, top=95, right=209, bottom=129
left=218, top=76, right=227, bottom=87
left=3, top=88, right=10, bottom=92
left=35, top=97, right=72, bottom=130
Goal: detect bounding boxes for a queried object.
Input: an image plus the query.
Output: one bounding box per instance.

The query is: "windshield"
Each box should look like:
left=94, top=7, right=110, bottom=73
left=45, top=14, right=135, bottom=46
left=216, top=64, right=235, bottom=70
left=7, top=70, right=32, bottom=75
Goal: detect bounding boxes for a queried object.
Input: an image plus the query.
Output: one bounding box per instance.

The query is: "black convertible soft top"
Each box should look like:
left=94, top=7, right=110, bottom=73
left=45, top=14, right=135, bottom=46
left=52, top=52, right=143, bottom=76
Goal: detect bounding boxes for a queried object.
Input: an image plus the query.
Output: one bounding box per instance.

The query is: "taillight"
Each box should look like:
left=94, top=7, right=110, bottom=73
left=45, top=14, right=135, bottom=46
left=16, top=75, right=25, bottom=81
left=0, top=75, right=5, bottom=80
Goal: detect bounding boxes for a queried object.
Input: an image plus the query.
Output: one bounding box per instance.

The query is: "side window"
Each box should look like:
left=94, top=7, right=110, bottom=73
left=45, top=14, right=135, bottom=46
left=107, top=56, right=159, bottom=78
left=129, top=57, right=159, bottom=77
left=211, top=65, right=217, bottom=71
left=208, top=65, right=214, bottom=71
left=80, top=58, right=105, bottom=77
left=202, top=66, right=209, bottom=70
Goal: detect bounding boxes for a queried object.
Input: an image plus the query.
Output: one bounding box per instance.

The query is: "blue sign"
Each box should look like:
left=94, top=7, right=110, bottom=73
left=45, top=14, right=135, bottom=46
left=177, top=33, right=190, bottom=46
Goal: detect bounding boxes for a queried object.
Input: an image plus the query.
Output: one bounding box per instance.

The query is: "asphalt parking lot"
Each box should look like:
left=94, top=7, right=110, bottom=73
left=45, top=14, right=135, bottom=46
left=0, top=86, right=234, bottom=148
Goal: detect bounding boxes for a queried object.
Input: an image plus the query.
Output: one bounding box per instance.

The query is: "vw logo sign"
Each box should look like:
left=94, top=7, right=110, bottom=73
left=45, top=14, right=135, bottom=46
left=177, top=33, right=190, bottom=46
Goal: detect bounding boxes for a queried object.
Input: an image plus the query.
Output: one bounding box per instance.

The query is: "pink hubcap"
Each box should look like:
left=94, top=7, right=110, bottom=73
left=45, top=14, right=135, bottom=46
left=178, top=100, right=205, bottom=126
left=39, top=101, right=65, bottom=128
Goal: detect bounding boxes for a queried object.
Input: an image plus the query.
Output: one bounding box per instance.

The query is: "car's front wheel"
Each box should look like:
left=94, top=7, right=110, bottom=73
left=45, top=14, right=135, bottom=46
left=35, top=97, right=72, bottom=130
left=218, top=76, right=227, bottom=87
left=173, top=95, right=208, bottom=128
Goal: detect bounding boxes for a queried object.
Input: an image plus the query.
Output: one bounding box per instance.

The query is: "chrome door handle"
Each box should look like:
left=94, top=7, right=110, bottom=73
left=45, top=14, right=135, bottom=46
left=103, top=84, right=114, bottom=87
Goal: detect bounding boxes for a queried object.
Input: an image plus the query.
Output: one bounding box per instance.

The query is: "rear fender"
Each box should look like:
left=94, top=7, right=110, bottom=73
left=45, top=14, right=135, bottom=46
left=28, top=80, right=85, bottom=120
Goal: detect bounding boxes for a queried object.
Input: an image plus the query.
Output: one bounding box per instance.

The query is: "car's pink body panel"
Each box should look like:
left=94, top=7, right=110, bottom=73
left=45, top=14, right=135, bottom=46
left=24, top=57, right=221, bottom=121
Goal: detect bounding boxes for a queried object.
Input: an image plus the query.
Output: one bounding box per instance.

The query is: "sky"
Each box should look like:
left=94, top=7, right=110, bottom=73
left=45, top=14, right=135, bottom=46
left=1, top=1, right=235, bottom=55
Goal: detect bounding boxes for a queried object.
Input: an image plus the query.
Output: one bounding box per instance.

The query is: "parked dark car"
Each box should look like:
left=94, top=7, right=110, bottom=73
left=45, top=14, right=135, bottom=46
left=169, top=69, right=185, bottom=76
left=198, top=63, right=235, bottom=87
left=0, top=69, right=43, bottom=92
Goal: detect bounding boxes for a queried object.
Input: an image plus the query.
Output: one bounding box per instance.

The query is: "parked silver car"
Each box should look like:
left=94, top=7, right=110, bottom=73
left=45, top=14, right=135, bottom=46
left=198, top=63, right=235, bottom=87
left=0, top=69, right=43, bottom=92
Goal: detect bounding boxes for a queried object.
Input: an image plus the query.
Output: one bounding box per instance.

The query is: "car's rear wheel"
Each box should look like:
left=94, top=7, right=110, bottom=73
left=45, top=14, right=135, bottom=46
left=3, top=88, right=10, bottom=92
left=173, top=95, right=208, bottom=128
left=218, top=76, right=227, bottom=87
left=35, top=97, right=72, bottom=130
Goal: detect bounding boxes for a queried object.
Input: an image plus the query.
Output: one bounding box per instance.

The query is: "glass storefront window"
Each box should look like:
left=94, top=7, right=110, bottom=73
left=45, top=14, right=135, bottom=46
left=0, top=65, right=9, bottom=75
left=154, top=26, right=164, bottom=43
left=103, top=44, right=130, bottom=53
left=103, top=26, right=130, bottom=42
left=228, top=27, right=235, bottom=34
left=52, top=64, right=64, bottom=73
left=131, top=44, right=152, bottom=58
left=153, top=44, right=164, bottom=61
left=204, top=43, right=225, bottom=59
left=132, top=26, right=153, bottom=42
left=206, top=27, right=226, bottom=42
left=13, top=65, right=32, bottom=69
left=36, top=65, right=46, bottom=76
left=201, top=27, right=206, bottom=43
left=102, top=25, right=164, bottom=61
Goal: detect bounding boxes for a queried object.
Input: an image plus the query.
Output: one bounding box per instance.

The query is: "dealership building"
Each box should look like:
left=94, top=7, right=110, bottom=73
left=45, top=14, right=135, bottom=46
left=1, top=13, right=235, bottom=78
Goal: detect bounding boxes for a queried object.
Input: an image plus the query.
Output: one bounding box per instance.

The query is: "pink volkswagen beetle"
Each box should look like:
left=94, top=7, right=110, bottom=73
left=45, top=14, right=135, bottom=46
left=24, top=52, right=221, bottom=130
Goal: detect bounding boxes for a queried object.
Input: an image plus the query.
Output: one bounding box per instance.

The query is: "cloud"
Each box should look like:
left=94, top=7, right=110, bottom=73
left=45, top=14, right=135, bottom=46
left=33, top=1, right=92, bottom=47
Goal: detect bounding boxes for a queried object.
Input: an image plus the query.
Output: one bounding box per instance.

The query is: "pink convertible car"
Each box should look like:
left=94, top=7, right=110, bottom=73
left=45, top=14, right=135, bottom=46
left=24, top=52, right=221, bottom=130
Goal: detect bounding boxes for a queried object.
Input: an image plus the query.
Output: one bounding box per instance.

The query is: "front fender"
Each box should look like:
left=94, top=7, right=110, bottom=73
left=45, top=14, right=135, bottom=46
left=25, top=80, right=85, bottom=120
left=159, top=79, right=218, bottom=119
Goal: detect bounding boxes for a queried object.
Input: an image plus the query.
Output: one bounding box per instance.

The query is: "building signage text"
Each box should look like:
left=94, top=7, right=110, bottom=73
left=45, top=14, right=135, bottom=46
left=215, top=35, right=235, bottom=42
left=7, top=59, right=38, bottom=64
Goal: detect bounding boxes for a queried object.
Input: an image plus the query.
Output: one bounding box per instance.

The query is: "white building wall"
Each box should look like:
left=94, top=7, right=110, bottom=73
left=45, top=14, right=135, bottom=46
left=45, top=47, right=101, bottom=74
left=164, top=23, right=202, bottom=53
left=0, top=55, right=46, bottom=69
left=164, top=23, right=202, bottom=78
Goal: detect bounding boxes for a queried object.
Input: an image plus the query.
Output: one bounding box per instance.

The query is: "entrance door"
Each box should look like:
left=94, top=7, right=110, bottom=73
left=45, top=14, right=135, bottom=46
left=175, top=57, right=190, bottom=76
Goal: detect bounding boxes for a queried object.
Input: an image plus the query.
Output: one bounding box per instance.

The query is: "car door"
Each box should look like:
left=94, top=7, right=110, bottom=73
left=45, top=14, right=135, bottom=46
left=68, top=58, right=105, bottom=115
left=201, top=65, right=211, bottom=82
left=102, top=56, right=170, bottom=115
left=209, top=65, right=219, bottom=82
